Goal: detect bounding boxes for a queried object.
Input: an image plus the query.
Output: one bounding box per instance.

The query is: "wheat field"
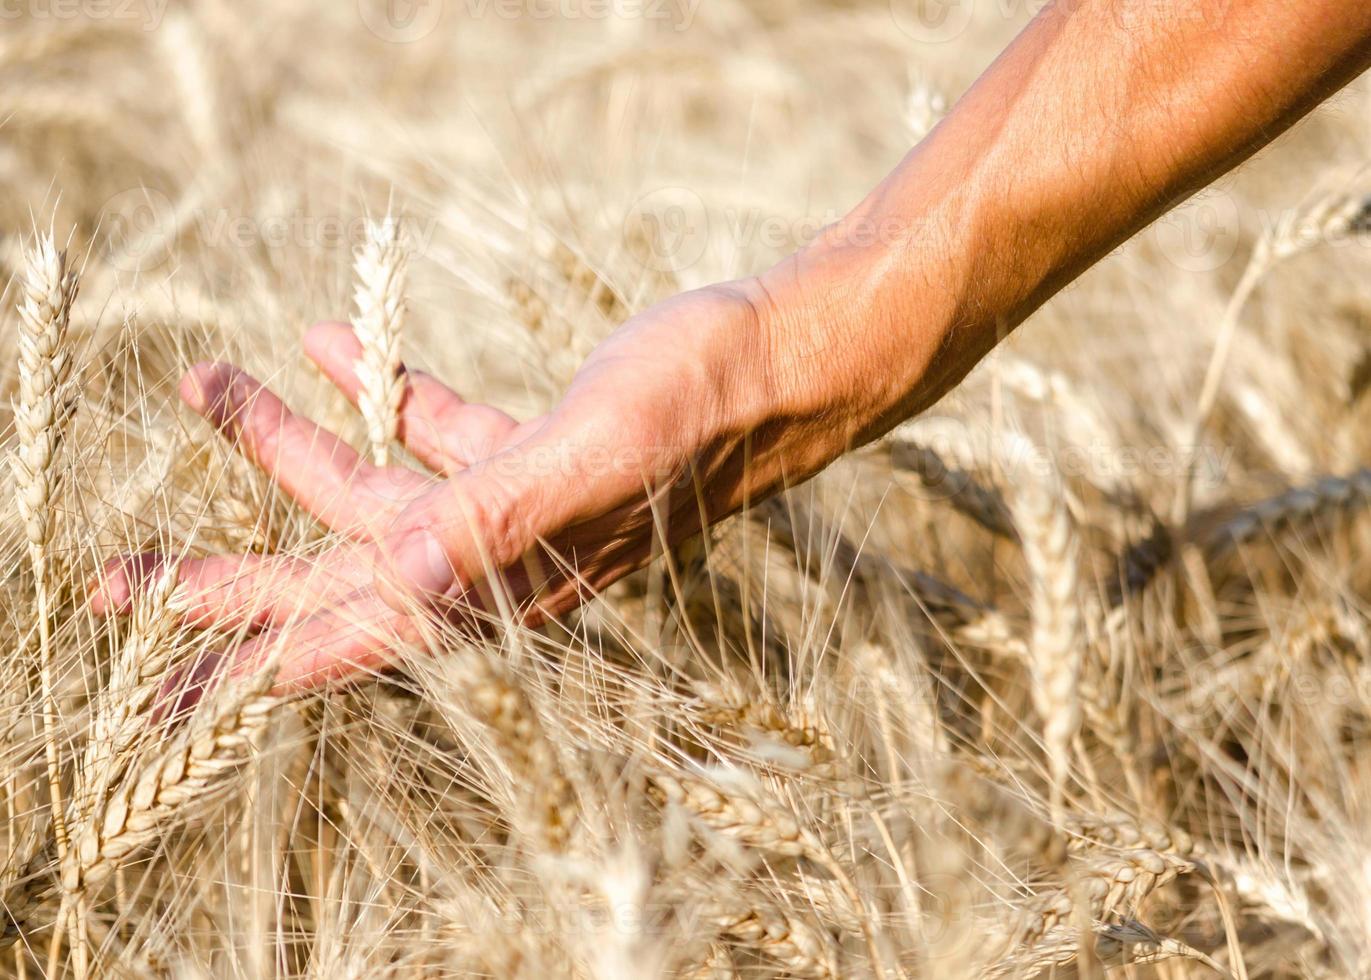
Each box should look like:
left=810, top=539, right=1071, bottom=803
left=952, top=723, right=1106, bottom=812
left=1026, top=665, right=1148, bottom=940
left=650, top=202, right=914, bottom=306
left=1, top=2, right=1370, bottom=977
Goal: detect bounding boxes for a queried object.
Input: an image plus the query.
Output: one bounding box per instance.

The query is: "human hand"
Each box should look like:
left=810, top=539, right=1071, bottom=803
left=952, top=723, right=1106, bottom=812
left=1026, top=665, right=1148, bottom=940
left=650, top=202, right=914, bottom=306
left=91, top=278, right=857, bottom=693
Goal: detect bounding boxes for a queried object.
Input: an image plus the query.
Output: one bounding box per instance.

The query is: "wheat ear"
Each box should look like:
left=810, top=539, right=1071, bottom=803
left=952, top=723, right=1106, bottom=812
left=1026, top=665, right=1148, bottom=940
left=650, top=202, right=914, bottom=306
left=443, top=651, right=575, bottom=853
left=1206, top=467, right=1371, bottom=556
left=1008, top=847, right=1198, bottom=952
left=713, top=904, right=840, bottom=979
left=887, top=440, right=1017, bottom=539
left=1008, top=454, right=1084, bottom=826
left=73, top=567, right=184, bottom=831
left=352, top=213, right=409, bottom=466
left=62, top=661, right=281, bottom=896
left=13, top=234, right=80, bottom=863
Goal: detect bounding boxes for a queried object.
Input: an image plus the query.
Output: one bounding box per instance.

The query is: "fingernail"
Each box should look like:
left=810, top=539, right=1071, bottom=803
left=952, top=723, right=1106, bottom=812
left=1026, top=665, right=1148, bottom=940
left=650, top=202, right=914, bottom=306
left=392, top=529, right=458, bottom=600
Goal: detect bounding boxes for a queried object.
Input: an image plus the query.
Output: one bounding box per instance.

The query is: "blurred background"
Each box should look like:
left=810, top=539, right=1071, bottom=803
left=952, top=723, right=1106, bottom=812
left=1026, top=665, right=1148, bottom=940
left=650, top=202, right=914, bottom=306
left=2, top=2, right=1371, bottom=977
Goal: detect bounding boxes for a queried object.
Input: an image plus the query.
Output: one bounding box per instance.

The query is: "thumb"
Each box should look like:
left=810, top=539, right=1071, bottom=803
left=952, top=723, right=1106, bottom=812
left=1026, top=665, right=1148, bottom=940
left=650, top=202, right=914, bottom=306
left=375, top=455, right=544, bottom=613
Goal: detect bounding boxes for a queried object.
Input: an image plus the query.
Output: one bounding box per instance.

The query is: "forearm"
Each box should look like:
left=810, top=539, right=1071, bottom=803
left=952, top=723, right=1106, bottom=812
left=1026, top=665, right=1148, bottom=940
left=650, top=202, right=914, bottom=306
left=750, top=0, right=1371, bottom=462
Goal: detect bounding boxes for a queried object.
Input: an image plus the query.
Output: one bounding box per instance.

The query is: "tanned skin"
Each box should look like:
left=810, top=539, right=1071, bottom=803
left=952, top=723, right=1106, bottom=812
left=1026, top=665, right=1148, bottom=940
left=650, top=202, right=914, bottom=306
left=93, top=0, right=1371, bottom=692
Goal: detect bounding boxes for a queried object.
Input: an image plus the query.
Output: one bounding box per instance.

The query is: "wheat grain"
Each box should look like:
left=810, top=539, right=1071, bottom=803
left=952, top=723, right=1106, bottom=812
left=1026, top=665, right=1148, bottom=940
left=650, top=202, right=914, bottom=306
left=650, top=769, right=817, bottom=860
left=439, top=651, right=575, bottom=853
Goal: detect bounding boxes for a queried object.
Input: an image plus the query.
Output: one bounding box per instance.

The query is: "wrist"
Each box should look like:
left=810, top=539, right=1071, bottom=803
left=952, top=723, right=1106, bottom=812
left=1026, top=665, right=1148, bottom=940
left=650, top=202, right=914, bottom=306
left=748, top=187, right=985, bottom=453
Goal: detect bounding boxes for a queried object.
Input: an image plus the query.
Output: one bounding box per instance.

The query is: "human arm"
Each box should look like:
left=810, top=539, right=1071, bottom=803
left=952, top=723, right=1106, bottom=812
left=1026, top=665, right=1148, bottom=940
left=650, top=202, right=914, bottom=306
left=92, top=0, right=1371, bottom=691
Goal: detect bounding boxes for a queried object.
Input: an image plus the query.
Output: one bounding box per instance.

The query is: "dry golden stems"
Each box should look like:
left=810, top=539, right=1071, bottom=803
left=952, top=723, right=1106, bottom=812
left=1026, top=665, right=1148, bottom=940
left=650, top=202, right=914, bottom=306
left=7, top=7, right=1371, bottom=973
left=761, top=498, right=1027, bottom=660
left=1177, top=190, right=1370, bottom=526
left=13, top=234, right=80, bottom=864
left=352, top=214, right=409, bottom=466
left=991, top=917, right=1236, bottom=979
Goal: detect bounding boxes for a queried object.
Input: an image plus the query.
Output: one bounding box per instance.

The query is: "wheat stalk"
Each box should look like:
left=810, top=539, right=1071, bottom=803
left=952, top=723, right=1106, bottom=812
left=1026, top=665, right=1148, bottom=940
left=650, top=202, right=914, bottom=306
left=352, top=213, right=409, bottom=466
left=1008, top=451, right=1084, bottom=825
left=13, top=233, right=80, bottom=871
